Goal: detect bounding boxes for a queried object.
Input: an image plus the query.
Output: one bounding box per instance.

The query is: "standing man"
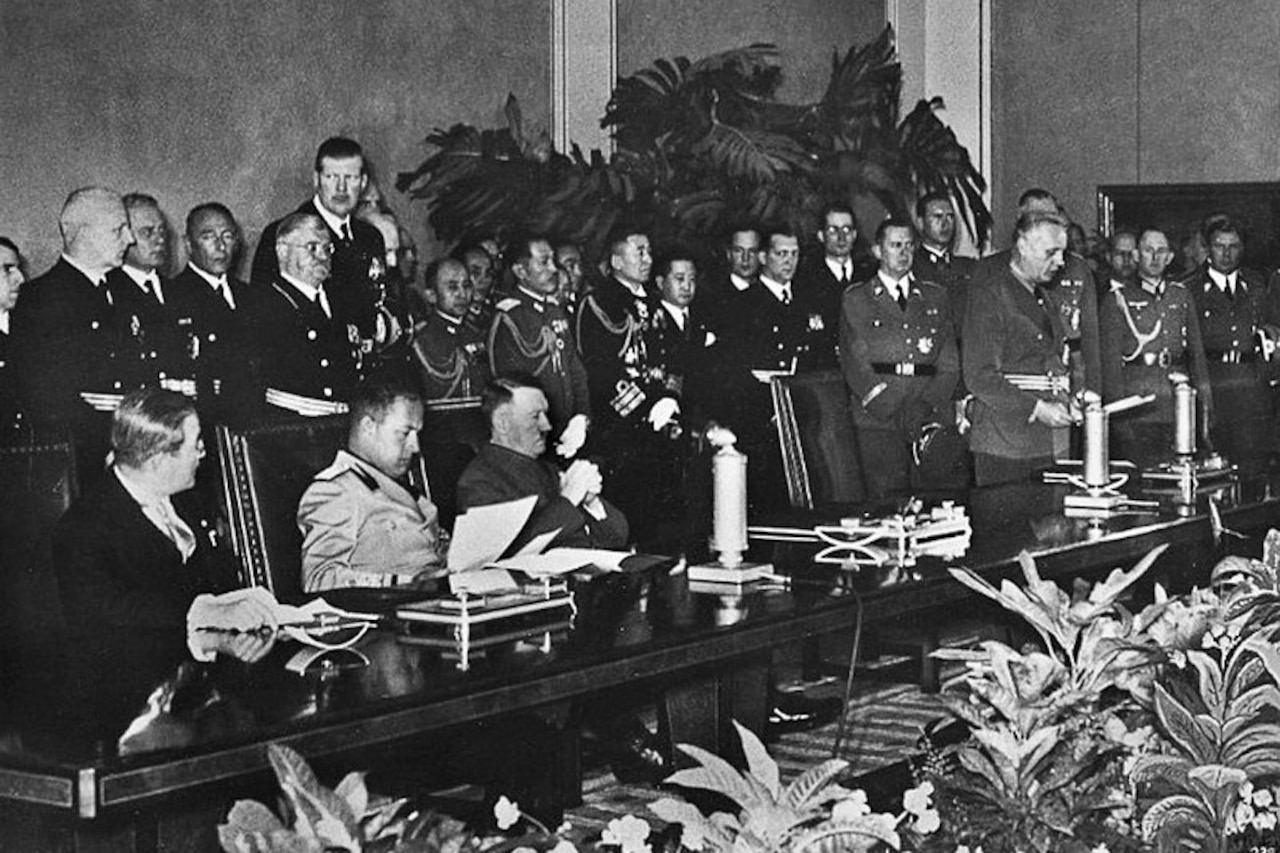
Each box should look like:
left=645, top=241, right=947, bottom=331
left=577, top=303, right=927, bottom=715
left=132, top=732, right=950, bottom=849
left=244, top=213, right=359, bottom=415
left=168, top=203, right=255, bottom=422
left=0, top=237, right=25, bottom=431
left=1181, top=216, right=1275, bottom=471
left=840, top=220, right=959, bottom=498
left=797, top=204, right=860, bottom=366
left=1102, top=230, right=1139, bottom=292
left=701, top=225, right=760, bottom=329
left=12, top=187, right=134, bottom=463
left=252, top=137, right=385, bottom=367
left=1100, top=228, right=1211, bottom=467
left=964, top=211, right=1078, bottom=485
left=488, top=233, right=590, bottom=443
left=912, top=191, right=976, bottom=322
left=108, top=194, right=192, bottom=396
left=576, top=225, right=683, bottom=546
left=297, top=374, right=445, bottom=591
left=411, top=257, right=489, bottom=404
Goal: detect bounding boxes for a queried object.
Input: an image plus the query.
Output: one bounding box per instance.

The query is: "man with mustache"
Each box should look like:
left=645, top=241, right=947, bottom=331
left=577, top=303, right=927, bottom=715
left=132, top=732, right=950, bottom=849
left=251, top=137, right=385, bottom=363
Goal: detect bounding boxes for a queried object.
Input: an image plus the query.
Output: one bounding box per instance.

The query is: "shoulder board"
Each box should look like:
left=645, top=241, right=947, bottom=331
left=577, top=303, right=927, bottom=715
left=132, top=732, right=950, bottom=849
left=846, top=279, right=868, bottom=290
left=917, top=279, right=944, bottom=291
left=495, top=297, right=521, bottom=312
left=1168, top=280, right=1187, bottom=290
left=314, top=460, right=379, bottom=491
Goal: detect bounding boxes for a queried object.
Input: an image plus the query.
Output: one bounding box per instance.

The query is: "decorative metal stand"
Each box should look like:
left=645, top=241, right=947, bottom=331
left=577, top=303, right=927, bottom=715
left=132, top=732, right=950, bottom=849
left=1141, top=374, right=1236, bottom=503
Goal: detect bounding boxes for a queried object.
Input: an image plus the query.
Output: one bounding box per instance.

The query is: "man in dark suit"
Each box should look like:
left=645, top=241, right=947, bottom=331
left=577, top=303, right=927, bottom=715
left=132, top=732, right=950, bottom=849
left=964, top=211, right=1079, bottom=486
left=1180, top=216, right=1276, bottom=472
left=243, top=212, right=359, bottom=415
left=912, top=191, right=977, bottom=322
left=107, top=193, right=193, bottom=396
left=168, top=203, right=255, bottom=422
left=54, top=387, right=276, bottom=661
left=0, top=237, right=24, bottom=432
left=840, top=219, right=959, bottom=498
left=699, top=225, right=759, bottom=329
left=796, top=204, right=861, bottom=366
left=251, top=137, right=385, bottom=365
left=457, top=376, right=628, bottom=554
left=11, top=186, right=136, bottom=467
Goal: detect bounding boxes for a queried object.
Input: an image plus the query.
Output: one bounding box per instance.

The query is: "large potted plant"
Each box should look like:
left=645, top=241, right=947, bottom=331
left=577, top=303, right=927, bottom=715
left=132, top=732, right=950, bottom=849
left=395, top=26, right=990, bottom=257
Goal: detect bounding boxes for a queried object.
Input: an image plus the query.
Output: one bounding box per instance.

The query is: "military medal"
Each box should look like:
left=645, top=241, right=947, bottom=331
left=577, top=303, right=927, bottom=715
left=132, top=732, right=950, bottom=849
left=918, top=336, right=933, bottom=355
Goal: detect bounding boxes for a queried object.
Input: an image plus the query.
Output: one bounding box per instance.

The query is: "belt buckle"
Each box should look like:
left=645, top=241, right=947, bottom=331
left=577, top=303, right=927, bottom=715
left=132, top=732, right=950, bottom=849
left=898, top=363, right=915, bottom=377
left=1158, top=350, right=1172, bottom=369
left=1142, top=352, right=1156, bottom=367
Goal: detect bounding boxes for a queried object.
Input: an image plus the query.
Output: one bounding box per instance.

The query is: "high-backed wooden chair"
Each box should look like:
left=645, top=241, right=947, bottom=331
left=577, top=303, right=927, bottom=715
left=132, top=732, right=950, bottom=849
left=421, top=399, right=488, bottom=531
left=770, top=370, right=865, bottom=509
left=0, top=427, right=78, bottom=666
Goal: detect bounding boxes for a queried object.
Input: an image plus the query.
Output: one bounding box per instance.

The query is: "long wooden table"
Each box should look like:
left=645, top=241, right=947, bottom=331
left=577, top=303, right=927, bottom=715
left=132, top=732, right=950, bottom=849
left=2, top=474, right=1277, bottom=851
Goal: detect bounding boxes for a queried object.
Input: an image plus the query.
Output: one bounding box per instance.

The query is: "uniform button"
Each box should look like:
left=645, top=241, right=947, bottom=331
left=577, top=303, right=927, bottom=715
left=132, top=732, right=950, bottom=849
left=208, top=333, right=217, bottom=342
left=323, top=387, right=333, bottom=397
left=91, top=321, right=100, bottom=330
left=308, top=330, right=318, bottom=341
left=320, top=358, right=329, bottom=367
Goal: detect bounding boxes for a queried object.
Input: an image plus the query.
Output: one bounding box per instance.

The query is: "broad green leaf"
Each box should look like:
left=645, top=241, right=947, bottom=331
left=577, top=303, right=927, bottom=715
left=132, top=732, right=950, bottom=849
left=333, top=772, right=368, bottom=822
left=1186, top=652, right=1225, bottom=716
left=1140, top=794, right=1212, bottom=843
left=1186, top=764, right=1247, bottom=790
left=733, top=721, right=780, bottom=799
left=1131, top=754, right=1194, bottom=788
left=1154, top=683, right=1216, bottom=763
left=780, top=758, right=849, bottom=810
left=671, top=744, right=768, bottom=809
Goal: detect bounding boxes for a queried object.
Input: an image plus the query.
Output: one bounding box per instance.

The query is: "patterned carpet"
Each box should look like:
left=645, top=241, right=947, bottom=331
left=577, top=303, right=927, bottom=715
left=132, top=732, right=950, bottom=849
left=564, top=680, right=947, bottom=840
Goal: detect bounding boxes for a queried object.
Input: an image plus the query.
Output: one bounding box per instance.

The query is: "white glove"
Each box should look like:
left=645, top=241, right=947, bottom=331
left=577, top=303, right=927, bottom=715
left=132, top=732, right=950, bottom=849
left=648, top=397, right=680, bottom=431
left=556, top=413, right=589, bottom=458
left=559, top=459, right=603, bottom=506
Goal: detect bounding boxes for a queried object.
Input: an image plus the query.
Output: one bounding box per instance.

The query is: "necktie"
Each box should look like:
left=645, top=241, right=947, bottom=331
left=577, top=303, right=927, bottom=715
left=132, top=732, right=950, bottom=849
left=841, top=264, right=850, bottom=285
left=341, top=222, right=353, bottom=243
left=781, top=284, right=792, bottom=306
left=316, top=285, right=332, bottom=318
left=896, top=287, right=908, bottom=311
left=217, top=279, right=236, bottom=310
left=99, top=280, right=114, bottom=308
left=145, top=275, right=163, bottom=305
left=154, top=500, right=197, bottom=562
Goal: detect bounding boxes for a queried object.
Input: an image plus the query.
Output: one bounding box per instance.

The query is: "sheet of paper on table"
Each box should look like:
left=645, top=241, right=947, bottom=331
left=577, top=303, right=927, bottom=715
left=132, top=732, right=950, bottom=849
left=446, top=495, right=538, bottom=572
left=492, top=547, right=631, bottom=576
left=449, top=568, right=519, bottom=596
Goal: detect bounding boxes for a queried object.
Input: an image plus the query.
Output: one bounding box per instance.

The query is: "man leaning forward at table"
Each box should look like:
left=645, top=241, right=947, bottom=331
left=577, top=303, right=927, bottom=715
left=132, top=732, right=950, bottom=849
left=297, top=372, right=446, bottom=591
left=55, top=387, right=278, bottom=663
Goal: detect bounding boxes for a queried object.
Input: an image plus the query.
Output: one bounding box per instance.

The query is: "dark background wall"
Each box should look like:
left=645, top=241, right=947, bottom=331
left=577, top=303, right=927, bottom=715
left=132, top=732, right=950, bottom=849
left=991, top=0, right=1280, bottom=245
left=0, top=0, right=551, bottom=275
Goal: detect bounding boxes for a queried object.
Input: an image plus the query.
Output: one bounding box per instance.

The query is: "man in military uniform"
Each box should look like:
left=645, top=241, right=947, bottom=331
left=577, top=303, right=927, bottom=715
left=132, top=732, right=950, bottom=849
left=964, top=211, right=1079, bottom=486
left=251, top=137, right=385, bottom=369
left=297, top=374, right=444, bottom=591
left=488, top=234, right=590, bottom=441
left=1103, top=230, right=1139, bottom=291
left=12, top=187, right=136, bottom=471
left=840, top=220, right=959, bottom=498
left=912, top=191, right=976, bottom=322
left=456, top=241, right=498, bottom=335
left=1180, top=216, right=1276, bottom=471
left=244, top=213, right=359, bottom=416
left=107, top=194, right=194, bottom=397
left=168, top=203, right=255, bottom=423
left=411, top=257, right=488, bottom=403
left=576, top=225, right=684, bottom=547
left=1100, top=228, right=1211, bottom=467
left=0, top=237, right=25, bottom=432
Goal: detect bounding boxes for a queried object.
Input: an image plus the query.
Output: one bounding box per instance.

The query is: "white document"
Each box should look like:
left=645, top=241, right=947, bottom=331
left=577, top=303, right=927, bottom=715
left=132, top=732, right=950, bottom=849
left=447, top=495, right=538, bottom=572
left=449, top=568, right=520, bottom=596
left=492, top=547, right=631, bottom=576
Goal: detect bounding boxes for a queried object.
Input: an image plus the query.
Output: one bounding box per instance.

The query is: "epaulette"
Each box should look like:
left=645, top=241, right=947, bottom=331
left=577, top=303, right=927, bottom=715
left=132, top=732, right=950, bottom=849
left=314, top=460, right=379, bottom=491
left=1168, top=280, right=1187, bottom=290
left=917, top=279, right=945, bottom=291
left=495, top=297, right=521, bottom=312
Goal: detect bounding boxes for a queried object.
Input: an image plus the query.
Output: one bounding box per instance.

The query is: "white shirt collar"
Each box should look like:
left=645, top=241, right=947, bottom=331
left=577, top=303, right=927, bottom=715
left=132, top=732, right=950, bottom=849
left=61, top=253, right=114, bottom=287
left=188, top=262, right=228, bottom=290
left=661, top=300, right=687, bottom=328
left=1207, top=267, right=1239, bottom=291
left=122, top=264, right=163, bottom=300
left=759, top=274, right=791, bottom=303
left=923, top=244, right=950, bottom=263
left=825, top=256, right=853, bottom=279
left=311, top=195, right=351, bottom=237
left=281, top=271, right=323, bottom=302
left=729, top=273, right=752, bottom=292
left=113, top=464, right=170, bottom=509
left=613, top=274, right=646, bottom=299
left=436, top=310, right=465, bottom=327
left=0, top=310, right=10, bottom=335
left=877, top=269, right=912, bottom=295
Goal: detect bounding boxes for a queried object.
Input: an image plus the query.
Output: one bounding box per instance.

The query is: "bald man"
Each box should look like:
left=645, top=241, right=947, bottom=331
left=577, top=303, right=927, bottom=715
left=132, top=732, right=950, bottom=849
left=12, top=187, right=136, bottom=437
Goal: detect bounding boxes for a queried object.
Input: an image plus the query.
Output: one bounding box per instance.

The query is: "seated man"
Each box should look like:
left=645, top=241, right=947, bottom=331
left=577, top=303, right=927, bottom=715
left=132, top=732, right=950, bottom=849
left=54, top=387, right=277, bottom=662
left=297, top=373, right=445, bottom=591
left=457, top=375, right=627, bottom=553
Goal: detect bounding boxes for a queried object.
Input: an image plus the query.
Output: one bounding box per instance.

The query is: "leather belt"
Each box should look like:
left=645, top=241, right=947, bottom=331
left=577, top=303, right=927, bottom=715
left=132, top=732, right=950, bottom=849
left=334, top=569, right=428, bottom=588
left=1135, top=349, right=1180, bottom=369
left=1003, top=373, right=1071, bottom=394
left=871, top=362, right=937, bottom=377
left=1065, top=339, right=1082, bottom=353
left=1205, top=349, right=1257, bottom=364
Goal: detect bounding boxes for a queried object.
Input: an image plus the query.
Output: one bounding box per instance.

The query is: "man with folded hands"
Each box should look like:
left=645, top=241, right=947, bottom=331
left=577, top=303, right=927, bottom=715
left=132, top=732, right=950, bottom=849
left=297, top=373, right=445, bottom=591
left=456, top=375, right=627, bottom=554
left=54, top=387, right=277, bottom=663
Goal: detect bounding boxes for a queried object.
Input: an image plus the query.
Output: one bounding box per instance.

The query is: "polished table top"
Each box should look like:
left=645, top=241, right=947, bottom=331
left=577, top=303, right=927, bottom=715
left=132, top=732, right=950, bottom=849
left=2, top=472, right=1277, bottom=816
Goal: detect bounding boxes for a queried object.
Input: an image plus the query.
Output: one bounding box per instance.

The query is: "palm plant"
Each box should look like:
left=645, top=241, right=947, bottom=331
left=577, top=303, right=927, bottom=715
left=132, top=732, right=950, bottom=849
left=395, top=26, right=990, bottom=257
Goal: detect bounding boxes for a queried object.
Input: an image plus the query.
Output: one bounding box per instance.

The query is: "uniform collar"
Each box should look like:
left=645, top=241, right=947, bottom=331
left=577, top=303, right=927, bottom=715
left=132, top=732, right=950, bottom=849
left=311, top=196, right=351, bottom=238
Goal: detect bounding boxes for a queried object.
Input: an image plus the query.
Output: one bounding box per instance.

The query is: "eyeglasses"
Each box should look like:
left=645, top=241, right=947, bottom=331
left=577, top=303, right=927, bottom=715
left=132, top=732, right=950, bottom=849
left=825, top=226, right=855, bottom=236
left=285, top=241, right=335, bottom=257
